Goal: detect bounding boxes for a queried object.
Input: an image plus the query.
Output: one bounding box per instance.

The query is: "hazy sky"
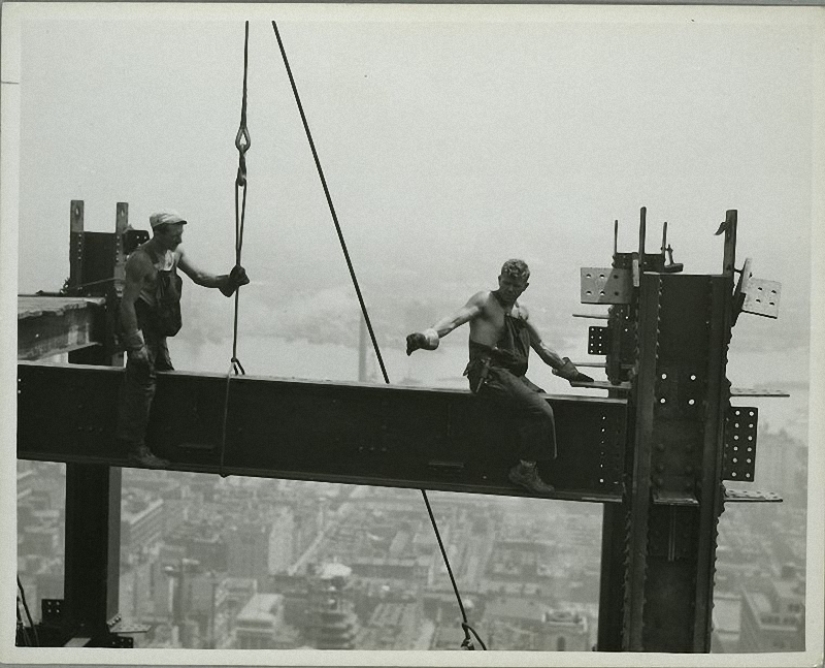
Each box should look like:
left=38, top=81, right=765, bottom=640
left=5, top=3, right=820, bottom=364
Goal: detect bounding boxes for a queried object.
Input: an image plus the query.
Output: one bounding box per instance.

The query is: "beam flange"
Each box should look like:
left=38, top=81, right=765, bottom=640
left=18, top=361, right=628, bottom=502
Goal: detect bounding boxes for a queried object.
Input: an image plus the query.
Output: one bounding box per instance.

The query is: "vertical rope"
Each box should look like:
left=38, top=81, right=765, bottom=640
left=220, top=21, right=251, bottom=477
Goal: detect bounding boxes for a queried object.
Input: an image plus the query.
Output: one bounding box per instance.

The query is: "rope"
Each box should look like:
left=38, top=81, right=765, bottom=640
left=220, top=21, right=251, bottom=478
left=17, top=577, right=39, bottom=647
left=271, top=20, right=485, bottom=651
left=270, top=20, right=390, bottom=385
left=422, top=491, right=487, bottom=650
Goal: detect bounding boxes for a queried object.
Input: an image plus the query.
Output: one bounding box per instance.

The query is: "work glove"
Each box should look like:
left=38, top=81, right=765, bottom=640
left=406, top=329, right=439, bottom=355
left=127, top=345, right=149, bottom=365
left=552, top=357, right=594, bottom=385
left=220, top=265, right=250, bottom=297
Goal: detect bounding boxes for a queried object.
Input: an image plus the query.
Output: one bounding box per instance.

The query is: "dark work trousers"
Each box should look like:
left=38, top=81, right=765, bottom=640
left=116, top=301, right=174, bottom=446
left=471, top=366, right=558, bottom=462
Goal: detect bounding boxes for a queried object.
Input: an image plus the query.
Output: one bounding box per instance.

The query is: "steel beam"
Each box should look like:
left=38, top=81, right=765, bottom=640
left=17, top=361, right=627, bottom=502
left=17, top=296, right=106, bottom=360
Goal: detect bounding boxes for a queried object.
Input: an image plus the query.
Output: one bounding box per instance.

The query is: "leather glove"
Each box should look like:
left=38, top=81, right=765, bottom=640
left=406, top=329, right=439, bottom=355
left=128, top=345, right=150, bottom=366
left=552, top=357, right=594, bottom=384
left=220, top=265, right=250, bottom=297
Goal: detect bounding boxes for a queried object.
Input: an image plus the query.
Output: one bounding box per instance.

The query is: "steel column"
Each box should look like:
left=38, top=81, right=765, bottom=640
left=623, top=271, right=661, bottom=650
left=60, top=201, right=123, bottom=643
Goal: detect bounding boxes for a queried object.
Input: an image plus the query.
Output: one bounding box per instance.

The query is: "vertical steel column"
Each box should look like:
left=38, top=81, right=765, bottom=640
left=63, top=200, right=123, bottom=640
left=69, top=200, right=84, bottom=288
left=598, top=208, right=739, bottom=652
left=114, top=203, right=129, bottom=290
left=597, top=503, right=628, bottom=650
left=692, top=210, right=737, bottom=649
left=622, top=271, right=661, bottom=650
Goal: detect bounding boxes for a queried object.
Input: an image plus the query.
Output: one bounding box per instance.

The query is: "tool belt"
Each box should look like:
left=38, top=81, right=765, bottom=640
left=463, top=355, right=492, bottom=393
left=463, top=346, right=527, bottom=393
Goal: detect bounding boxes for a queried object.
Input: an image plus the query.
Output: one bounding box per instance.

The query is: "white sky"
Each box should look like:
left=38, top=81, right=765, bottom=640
left=5, top=3, right=820, bottom=357
left=2, top=4, right=824, bottom=667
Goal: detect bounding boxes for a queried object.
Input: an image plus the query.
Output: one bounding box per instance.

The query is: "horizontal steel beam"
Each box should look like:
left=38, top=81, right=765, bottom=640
left=17, top=296, right=106, bottom=360
left=17, top=362, right=628, bottom=502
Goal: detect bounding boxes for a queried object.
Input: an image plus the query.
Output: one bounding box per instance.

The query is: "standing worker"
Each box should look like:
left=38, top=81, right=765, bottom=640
left=116, top=210, right=250, bottom=468
left=406, top=259, right=592, bottom=494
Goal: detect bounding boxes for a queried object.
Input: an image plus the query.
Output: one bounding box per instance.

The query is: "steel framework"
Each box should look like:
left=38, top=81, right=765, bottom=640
left=15, top=201, right=784, bottom=650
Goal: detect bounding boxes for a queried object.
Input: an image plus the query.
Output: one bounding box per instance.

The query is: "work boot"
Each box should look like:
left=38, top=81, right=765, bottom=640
left=508, top=463, right=554, bottom=495
left=128, top=444, right=169, bottom=469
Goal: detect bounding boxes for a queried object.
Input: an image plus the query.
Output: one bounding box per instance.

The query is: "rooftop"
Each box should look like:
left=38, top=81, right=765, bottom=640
left=237, top=593, right=283, bottom=624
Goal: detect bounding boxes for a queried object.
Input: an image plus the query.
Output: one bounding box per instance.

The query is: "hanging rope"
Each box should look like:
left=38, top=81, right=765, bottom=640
left=271, top=20, right=485, bottom=651
left=220, top=20, right=252, bottom=477
left=17, top=577, right=39, bottom=647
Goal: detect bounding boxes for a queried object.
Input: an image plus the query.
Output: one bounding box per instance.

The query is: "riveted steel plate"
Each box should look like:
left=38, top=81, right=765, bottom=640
left=589, top=325, right=609, bottom=355
left=41, top=598, right=63, bottom=622
left=581, top=267, right=632, bottom=304
left=742, top=279, right=781, bottom=319
left=654, top=366, right=706, bottom=420
left=722, top=407, right=758, bottom=481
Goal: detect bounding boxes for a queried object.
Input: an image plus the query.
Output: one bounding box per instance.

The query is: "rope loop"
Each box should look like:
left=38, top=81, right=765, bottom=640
left=231, top=357, right=246, bottom=376
left=234, top=21, right=251, bottom=188
left=235, top=125, right=251, bottom=155
left=461, top=622, right=487, bottom=650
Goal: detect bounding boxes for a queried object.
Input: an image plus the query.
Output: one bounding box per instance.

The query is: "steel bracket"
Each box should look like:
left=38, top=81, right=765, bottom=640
left=723, top=488, right=782, bottom=503
left=581, top=267, right=632, bottom=304
left=742, top=278, right=781, bottom=319
left=589, top=325, right=610, bottom=355
left=722, top=407, right=758, bottom=481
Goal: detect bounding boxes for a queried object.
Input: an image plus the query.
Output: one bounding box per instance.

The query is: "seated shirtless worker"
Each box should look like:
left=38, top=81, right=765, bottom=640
left=406, top=259, right=592, bottom=495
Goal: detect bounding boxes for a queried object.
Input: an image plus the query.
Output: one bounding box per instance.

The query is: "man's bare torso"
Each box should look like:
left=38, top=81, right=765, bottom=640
left=468, top=290, right=527, bottom=348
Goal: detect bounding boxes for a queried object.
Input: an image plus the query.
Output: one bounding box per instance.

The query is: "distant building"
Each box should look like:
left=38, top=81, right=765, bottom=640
left=351, top=557, right=423, bottom=581
left=539, top=609, right=590, bottom=651
left=165, top=521, right=227, bottom=572
left=235, top=593, right=299, bottom=649
left=268, top=507, right=295, bottom=574
left=226, top=523, right=271, bottom=586
left=484, top=597, right=589, bottom=651
left=121, top=497, right=164, bottom=556
left=17, top=468, right=35, bottom=504
left=738, top=565, right=805, bottom=652
left=358, top=600, right=423, bottom=649
left=304, top=563, right=359, bottom=650
left=711, top=591, right=741, bottom=653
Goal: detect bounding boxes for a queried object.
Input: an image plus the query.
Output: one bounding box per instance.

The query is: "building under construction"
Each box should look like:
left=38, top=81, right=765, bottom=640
left=14, top=199, right=807, bottom=654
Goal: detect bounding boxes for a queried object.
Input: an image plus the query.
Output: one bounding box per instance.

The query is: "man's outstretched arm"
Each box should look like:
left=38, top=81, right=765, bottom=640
left=406, top=292, right=485, bottom=355
left=177, top=248, right=249, bottom=295
left=524, top=309, right=594, bottom=384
